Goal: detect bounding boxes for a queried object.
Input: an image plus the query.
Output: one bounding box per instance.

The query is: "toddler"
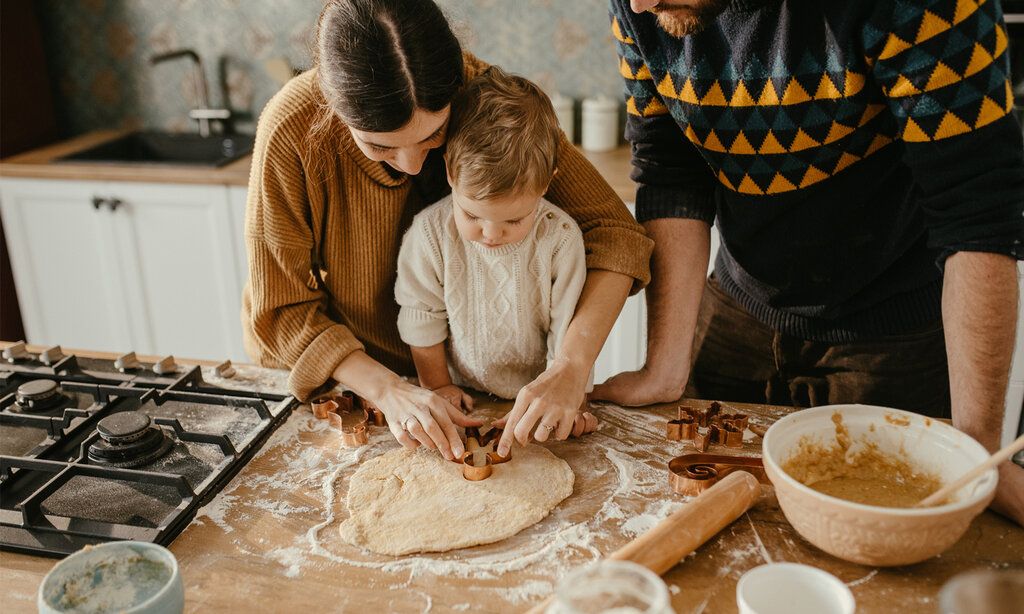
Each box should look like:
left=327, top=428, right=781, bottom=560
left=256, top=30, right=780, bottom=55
left=395, top=67, right=592, bottom=419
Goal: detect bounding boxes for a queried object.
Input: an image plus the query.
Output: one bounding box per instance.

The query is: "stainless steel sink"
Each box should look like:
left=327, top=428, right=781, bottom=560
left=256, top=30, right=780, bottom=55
left=56, top=131, right=255, bottom=167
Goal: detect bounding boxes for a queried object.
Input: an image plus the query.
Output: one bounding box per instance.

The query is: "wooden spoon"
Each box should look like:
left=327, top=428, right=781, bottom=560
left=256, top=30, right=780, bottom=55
left=916, top=433, right=1024, bottom=508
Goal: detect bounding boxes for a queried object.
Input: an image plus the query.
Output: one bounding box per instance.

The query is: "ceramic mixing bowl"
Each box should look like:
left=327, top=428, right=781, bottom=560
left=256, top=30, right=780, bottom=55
left=763, top=405, right=997, bottom=566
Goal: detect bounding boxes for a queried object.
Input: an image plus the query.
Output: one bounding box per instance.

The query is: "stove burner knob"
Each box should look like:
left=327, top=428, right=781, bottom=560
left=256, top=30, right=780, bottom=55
left=115, top=351, right=141, bottom=372
left=16, top=379, right=60, bottom=409
left=153, top=355, right=178, bottom=375
left=2, top=341, right=30, bottom=363
left=214, top=360, right=236, bottom=378
left=39, top=345, right=64, bottom=366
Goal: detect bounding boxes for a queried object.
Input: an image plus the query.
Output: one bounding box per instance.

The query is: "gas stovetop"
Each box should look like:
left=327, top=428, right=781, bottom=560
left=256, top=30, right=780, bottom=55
left=0, top=342, right=299, bottom=557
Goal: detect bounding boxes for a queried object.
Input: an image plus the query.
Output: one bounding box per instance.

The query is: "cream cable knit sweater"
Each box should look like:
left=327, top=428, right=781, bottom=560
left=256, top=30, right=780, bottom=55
left=395, top=196, right=587, bottom=399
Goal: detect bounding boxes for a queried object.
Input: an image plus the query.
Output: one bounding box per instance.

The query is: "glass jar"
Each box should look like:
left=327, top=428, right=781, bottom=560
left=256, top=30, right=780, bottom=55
left=550, top=560, right=673, bottom=614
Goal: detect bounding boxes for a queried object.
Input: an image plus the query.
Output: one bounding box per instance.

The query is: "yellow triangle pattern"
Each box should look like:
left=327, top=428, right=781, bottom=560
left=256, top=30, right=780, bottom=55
left=701, top=81, right=728, bottom=106
left=757, top=80, right=780, bottom=105
left=934, top=111, right=972, bottom=139
left=635, top=64, right=653, bottom=80
left=965, top=42, right=994, bottom=77
left=730, top=81, right=756, bottom=107
left=767, top=173, right=797, bottom=194
left=703, top=130, right=726, bottom=152
left=789, top=128, right=819, bottom=152
left=925, top=62, right=960, bottom=91
left=844, top=70, right=865, bottom=97
left=824, top=121, right=855, bottom=144
left=915, top=10, right=951, bottom=44
left=834, top=152, right=861, bottom=173
left=1005, top=80, right=1014, bottom=112
left=814, top=74, right=842, bottom=100
left=974, top=96, right=1004, bottom=127
left=800, top=165, right=829, bottom=188
left=994, top=24, right=1008, bottom=58
left=625, top=97, right=641, bottom=116
left=611, top=18, right=633, bottom=44
left=657, top=73, right=677, bottom=98
left=902, top=117, right=930, bottom=142
left=737, top=175, right=764, bottom=195
left=879, top=33, right=912, bottom=60
left=781, top=78, right=811, bottom=105
left=729, top=131, right=756, bottom=154
left=888, top=74, right=921, bottom=98
left=953, top=0, right=980, bottom=25
left=717, top=170, right=735, bottom=191
left=758, top=131, right=787, bottom=155
left=619, top=58, right=634, bottom=79
left=679, top=78, right=700, bottom=103
left=643, top=98, right=668, bottom=117
left=684, top=124, right=701, bottom=145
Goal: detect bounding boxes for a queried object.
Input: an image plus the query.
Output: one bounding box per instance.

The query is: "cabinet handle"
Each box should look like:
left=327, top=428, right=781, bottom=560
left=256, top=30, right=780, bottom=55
left=91, top=196, right=107, bottom=210
left=108, top=198, right=123, bottom=212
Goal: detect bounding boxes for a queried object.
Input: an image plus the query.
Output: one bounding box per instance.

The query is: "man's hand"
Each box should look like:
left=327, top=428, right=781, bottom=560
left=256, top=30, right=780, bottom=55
left=591, top=367, right=685, bottom=406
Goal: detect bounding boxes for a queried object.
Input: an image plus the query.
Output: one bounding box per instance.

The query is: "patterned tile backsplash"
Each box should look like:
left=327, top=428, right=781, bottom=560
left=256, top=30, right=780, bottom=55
left=37, top=0, right=623, bottom=137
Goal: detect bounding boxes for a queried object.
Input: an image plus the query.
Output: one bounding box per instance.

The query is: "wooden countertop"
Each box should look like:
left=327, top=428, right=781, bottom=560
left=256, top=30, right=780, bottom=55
left=0, top=130, right=253, bottom=186
left=0, top=131, right=636, bottom=202
left=1, top=345, right=1021, bottom=613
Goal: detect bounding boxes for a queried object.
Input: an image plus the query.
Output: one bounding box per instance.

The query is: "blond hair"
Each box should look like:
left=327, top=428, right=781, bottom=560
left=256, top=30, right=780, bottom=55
left=445, top=67, right=561, bottom=200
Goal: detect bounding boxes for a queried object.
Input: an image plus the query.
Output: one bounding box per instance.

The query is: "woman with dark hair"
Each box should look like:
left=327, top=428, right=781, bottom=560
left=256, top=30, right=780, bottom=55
left=242, top=0, right=652, bottom=461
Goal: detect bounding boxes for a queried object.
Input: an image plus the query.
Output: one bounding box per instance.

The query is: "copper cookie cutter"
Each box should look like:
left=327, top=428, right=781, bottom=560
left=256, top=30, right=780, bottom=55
left=311, top=391, right=385, bottom=447
left=666, top=402, right=750, bottom=451
left=456, top=426, right=511, bottom=481
left=668, top=453, right=769, bottom=496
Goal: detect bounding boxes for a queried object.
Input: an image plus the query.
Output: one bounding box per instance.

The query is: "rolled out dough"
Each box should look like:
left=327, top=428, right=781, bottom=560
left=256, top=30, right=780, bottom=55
left=339, top=445, right=574, bottom=555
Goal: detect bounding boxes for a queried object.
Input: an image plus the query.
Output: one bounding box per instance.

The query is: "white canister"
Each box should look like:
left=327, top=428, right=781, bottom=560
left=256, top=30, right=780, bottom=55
left=551, top=92, right=575, bottom=143
left=581, top=96, right=620, bottom=152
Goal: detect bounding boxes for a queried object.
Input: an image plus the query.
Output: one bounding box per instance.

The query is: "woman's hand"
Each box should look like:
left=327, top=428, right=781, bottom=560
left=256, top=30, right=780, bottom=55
left=495, top=357, right=589, bottom=457
left=431, top=384, right=475, bottom=413
left=374, top=379, right=482, bottom=460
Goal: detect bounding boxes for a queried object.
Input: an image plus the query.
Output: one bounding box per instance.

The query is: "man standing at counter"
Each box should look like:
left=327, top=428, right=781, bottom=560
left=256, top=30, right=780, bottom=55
left=594, top=0, right=1024, bottom=525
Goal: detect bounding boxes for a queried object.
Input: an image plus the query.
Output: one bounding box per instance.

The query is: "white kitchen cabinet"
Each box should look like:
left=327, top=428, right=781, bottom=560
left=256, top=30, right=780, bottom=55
left=0, top=177, right=248, bottom=362
left=0, top=179, right=135, bottom=353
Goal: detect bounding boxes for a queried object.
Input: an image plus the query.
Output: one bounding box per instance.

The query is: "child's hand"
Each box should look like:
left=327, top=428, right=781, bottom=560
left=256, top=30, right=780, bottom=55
left=431, top=384, right=475, bottom=414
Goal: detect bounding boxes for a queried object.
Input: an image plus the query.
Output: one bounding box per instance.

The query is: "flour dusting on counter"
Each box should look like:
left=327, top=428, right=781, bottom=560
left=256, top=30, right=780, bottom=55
left=190, top=396, right=691, bottom=602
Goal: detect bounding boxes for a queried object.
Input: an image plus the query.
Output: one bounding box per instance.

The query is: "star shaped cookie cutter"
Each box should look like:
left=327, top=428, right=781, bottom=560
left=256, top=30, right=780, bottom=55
left=310, top=391, right=386, bottom=447
left=668, top=453, right=768, bottom=496
left=456, top=426, right=511, bottom=481
left=666, top=401, right=749, bottom=451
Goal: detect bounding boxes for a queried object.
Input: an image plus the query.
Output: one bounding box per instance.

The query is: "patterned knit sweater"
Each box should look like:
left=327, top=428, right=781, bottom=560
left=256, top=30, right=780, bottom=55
left=241, top=54, right=653, bottom=401
left=612, top=0, right=1024, bottom=342
left=395, top=198, right=586, bottom=399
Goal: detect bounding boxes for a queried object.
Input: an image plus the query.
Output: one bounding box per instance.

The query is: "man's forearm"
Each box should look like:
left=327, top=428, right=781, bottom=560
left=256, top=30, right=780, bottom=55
left=409, top=342, right=452, bottom=390
left=642, top=218, right=712, bottom=394
left=942, top=251, right=1019, bottom=450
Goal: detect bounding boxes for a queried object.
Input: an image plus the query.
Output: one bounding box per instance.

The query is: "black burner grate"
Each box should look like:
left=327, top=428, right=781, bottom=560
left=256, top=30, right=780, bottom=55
left=0, top=350, right=297, bottom=557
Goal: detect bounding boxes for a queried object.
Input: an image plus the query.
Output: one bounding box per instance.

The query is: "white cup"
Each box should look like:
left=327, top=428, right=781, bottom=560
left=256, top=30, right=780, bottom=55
left=737, top=563, right=855, bottom=614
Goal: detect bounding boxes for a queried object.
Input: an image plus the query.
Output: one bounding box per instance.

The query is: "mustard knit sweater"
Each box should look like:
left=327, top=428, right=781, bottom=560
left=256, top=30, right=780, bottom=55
left=241, top=54, right=653, bottom=401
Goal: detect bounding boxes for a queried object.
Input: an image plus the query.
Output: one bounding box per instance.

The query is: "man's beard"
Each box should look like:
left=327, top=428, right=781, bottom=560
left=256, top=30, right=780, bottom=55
left=652, top=0, right=731, bottom=37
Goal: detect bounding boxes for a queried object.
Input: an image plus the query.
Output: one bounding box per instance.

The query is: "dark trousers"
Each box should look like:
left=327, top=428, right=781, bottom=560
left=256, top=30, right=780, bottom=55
left=684, top=277, right=952, bottom=419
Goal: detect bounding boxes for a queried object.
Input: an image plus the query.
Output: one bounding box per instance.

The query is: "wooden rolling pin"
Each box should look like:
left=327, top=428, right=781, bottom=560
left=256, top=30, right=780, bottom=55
left=526, top=470, right=761, bottom=613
